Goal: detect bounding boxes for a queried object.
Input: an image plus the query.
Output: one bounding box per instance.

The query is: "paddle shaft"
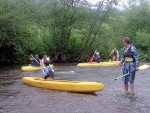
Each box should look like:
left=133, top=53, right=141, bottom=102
left=114, top=72, right=130, bottom=80
left=114, top=64, right=150, bottom=80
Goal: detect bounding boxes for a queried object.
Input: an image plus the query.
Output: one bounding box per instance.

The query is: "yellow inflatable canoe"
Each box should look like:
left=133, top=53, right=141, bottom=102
left=21, top=65, right=54, bottom=71
left=77, top=61, right=119, bottom=68
left=22, top=77, right=104, bottom=93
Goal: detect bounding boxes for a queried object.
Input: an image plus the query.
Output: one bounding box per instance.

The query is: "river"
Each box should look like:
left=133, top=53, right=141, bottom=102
left=0, top=63, right=150, bottom=113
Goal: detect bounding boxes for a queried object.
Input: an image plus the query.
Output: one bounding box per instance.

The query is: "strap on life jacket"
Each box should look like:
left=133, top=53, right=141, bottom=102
left=125, top=57, right=134, bottom=62
left=124, top=45, right=135, bottom=62
left=114, top=50, right=117, bottom=56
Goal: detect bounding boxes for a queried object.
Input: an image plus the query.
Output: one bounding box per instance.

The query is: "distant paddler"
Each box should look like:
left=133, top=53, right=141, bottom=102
left=89, top=50, right=101, bottom=63
left=117, top=37, right=139, bottom=97
left=109, top=48, right=119, bottom=61
left=29, top=54, right=40, bottom=66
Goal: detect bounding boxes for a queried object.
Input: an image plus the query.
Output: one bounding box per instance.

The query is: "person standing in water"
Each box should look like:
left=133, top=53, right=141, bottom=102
left=109, top=48, right=119, bottom=61
left=117, top=37, right=139, bottom=97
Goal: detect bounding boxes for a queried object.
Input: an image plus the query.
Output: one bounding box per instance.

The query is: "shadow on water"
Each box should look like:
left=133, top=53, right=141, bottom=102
left=68, top=92, right=98, bottom=96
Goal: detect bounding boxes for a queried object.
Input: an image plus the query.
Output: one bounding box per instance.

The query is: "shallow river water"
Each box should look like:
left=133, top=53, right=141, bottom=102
left=0, top=63, right=150, bottom=113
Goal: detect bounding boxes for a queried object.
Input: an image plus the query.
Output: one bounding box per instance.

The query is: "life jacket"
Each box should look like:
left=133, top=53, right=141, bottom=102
left=46, top=66, right=54, bottom=78
left=93, top=54, right=100, bottom=62
left=123, top=45, right=135, bottom=62
left=114, top=50, right=117, bottom=56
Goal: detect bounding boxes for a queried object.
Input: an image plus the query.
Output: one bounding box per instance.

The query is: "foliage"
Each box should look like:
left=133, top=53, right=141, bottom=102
left=0, top=0, right=150, bottom=64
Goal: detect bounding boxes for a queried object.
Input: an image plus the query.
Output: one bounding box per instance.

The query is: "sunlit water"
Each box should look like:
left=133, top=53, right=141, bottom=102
left=0, top=63, right=150, bottom=113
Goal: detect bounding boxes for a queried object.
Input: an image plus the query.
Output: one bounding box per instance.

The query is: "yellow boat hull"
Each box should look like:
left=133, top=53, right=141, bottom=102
left=21, top=65, right=54, bottom=71
left=22, top=77, right=104, bottom=93
left=77, top=61, right=119, bottom=68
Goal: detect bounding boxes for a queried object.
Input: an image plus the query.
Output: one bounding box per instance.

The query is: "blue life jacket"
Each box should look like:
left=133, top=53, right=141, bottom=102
left=45, top=66, right=54, bottom=78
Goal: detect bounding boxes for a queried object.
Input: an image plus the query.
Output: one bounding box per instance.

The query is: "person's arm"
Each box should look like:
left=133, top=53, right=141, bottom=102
left=109, top=50, right=114, bottom=56
left=29, top=55, right=34, bottom=61
left=131, top=46, right=140, bottom=70
left=117, top=48, right=125, bottom=67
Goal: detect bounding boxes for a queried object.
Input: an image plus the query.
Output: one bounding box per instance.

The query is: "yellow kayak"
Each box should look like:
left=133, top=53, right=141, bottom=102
left=77, top=61, right=119, bottom=68
left=21, top=65, right=54, bottom=71
left=22, top=77, right=104, bottom=93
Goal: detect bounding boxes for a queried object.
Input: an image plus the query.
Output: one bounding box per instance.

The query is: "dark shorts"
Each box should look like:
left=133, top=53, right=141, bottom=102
left=123, top=71, right=135, bottom=84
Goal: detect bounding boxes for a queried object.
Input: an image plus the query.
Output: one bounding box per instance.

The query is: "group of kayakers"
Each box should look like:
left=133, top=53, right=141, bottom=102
left=29, top=54, right=50, bottom=67
left=28, top=37, right=139, bottom=97
left=29, top=54, right=54, bottom=79
left=89, top=48, right=119, bottom=63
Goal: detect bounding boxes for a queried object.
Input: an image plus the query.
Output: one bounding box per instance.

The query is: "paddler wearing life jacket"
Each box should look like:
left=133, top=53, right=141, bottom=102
left=109, top=48, right=119, bottom=61
left=117, top=37, right=139, bottom=97
left=40, top=54, right=50, bottom=67
left=30, top=54, right=40, bottom=66
left=93, top=50, right=101, bottom=63
left=42, top=59, right=54, bottom=79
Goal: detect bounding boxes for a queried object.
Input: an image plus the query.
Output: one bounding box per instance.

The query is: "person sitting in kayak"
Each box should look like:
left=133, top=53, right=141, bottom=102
left=42, top=60, right=54, bottom=79
left=30, top=54, right=40, bottom=66
left=90, top=50, right=101, bottom=63
left=44, top=54, right=50, bottom=61
left=109, top=48, right=119, bottom=61
left=41, top=54, right=50, bottom=67
left=93, top=51, right=101, bottom=63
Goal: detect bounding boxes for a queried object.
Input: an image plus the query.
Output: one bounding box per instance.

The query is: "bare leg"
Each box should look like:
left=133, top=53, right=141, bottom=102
left=113, top=56, right=115, bottom=61
left=129, top=82, right=134, bottom=96
left=124, top=83, right=129, bottom=93
left=116, top=57, right=119, bottom=61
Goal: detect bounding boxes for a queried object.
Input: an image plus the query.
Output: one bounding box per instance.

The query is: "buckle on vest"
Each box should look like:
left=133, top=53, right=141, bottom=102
left=125, top=57, right=133, bottom=62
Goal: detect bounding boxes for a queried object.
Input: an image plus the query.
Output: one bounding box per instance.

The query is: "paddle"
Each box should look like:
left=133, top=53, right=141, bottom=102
left=31, top=54, right=54, bottom=72
left=138, top=64, right=150, bottom=70
left=89, top=57, right=94, bottom=62
left=114, top=64, right=150, bottom=80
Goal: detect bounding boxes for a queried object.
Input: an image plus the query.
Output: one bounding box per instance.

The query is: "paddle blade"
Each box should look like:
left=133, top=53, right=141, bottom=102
left=89, top=57, right=94, bottom=62
left=139, top=64, right=150, bottom=70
